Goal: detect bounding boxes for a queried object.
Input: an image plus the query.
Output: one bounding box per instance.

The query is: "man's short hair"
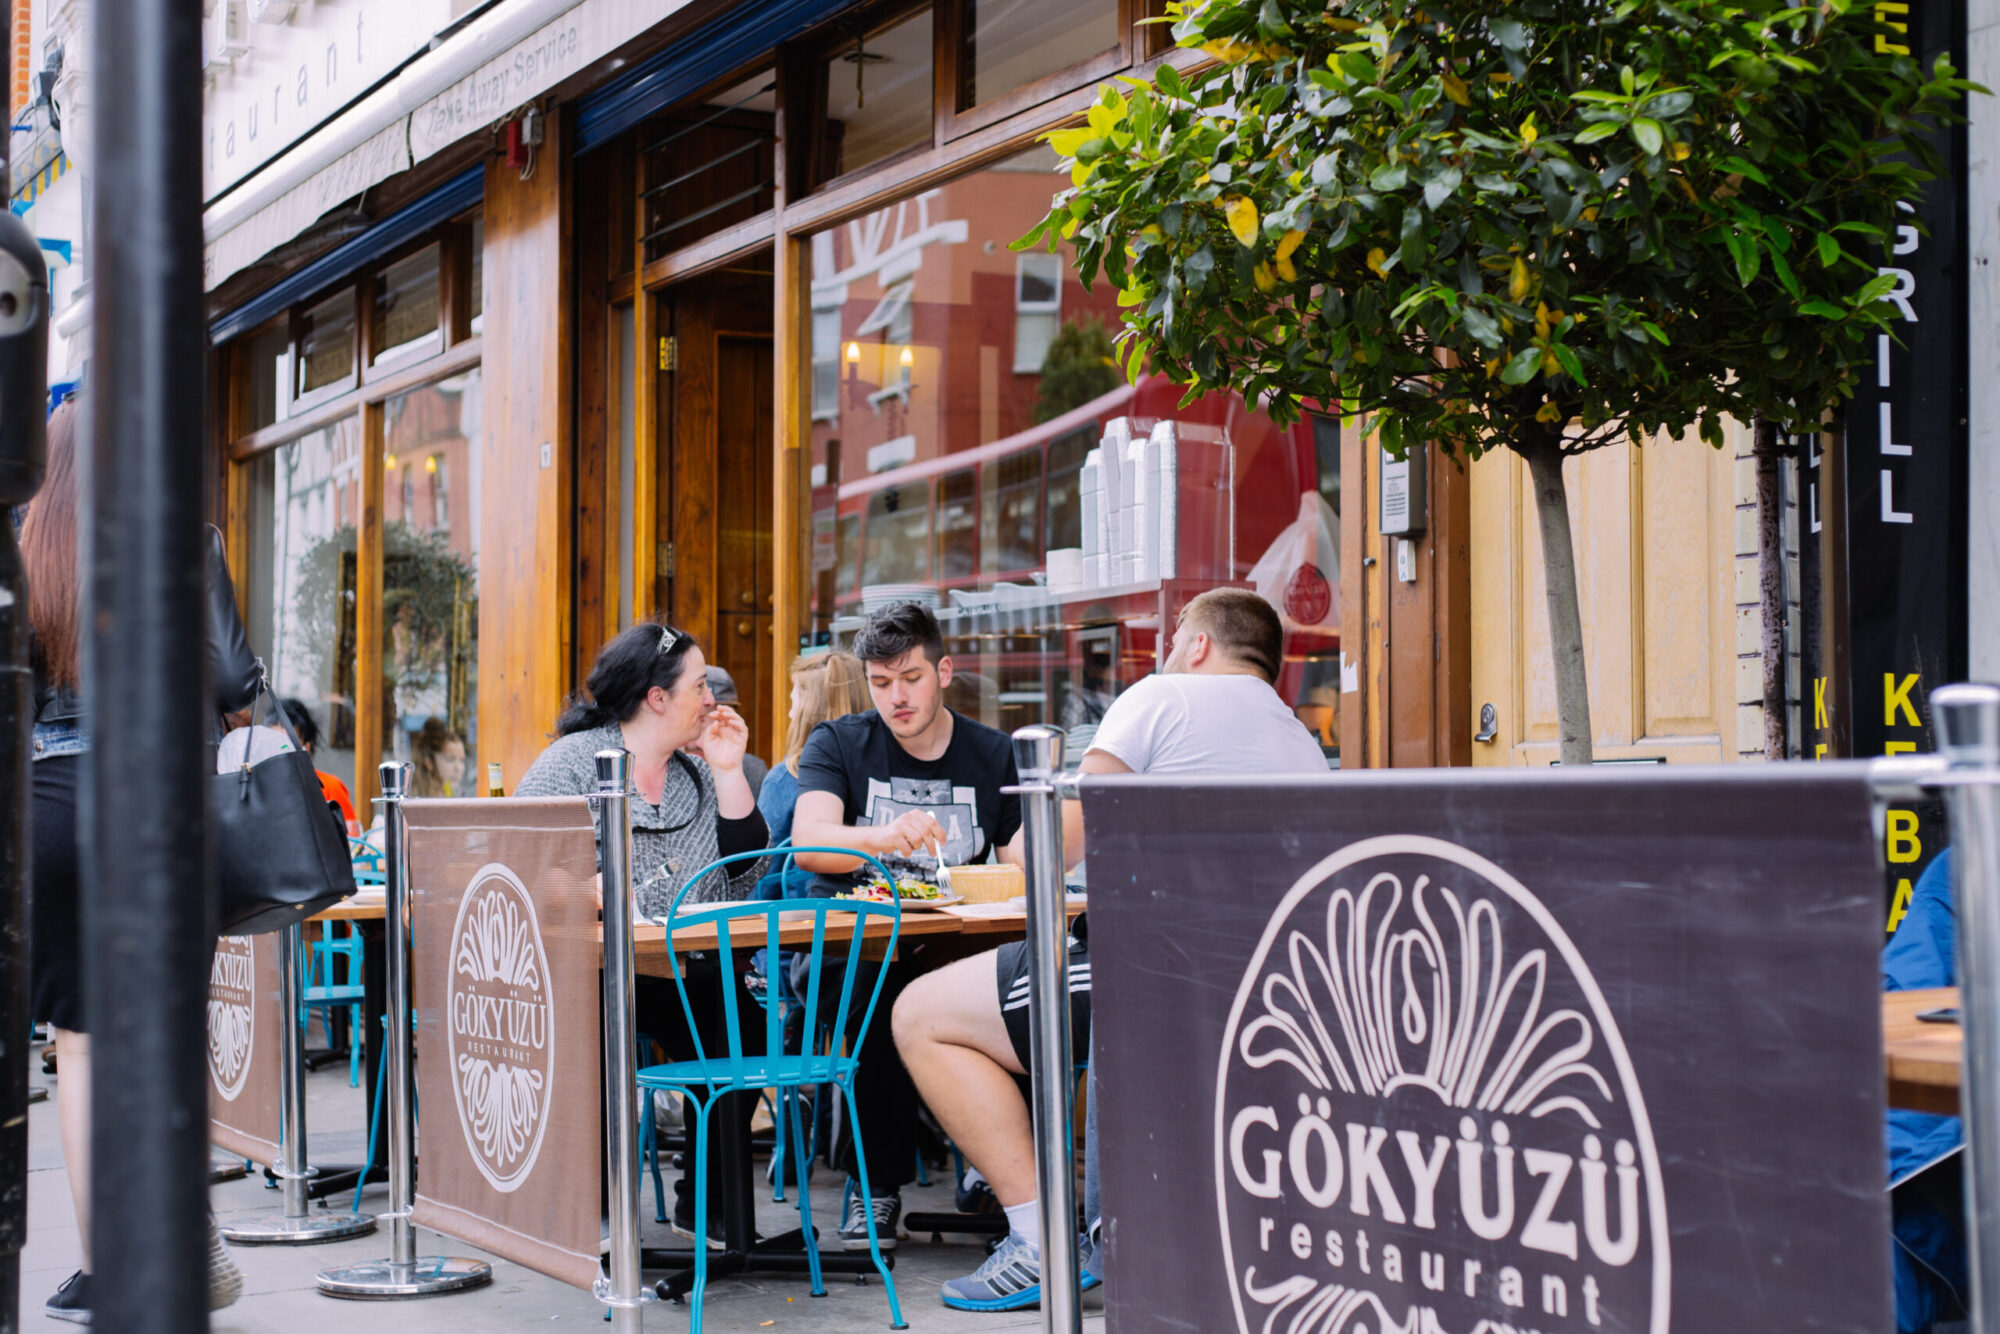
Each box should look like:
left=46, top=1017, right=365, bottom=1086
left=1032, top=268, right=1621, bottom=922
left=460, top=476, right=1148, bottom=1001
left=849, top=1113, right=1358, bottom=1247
left=853, top=601, right=946, bottom=666
left=1180, top=588, right=1285, bottom=683
left=704, top=665, right=739, bottom=704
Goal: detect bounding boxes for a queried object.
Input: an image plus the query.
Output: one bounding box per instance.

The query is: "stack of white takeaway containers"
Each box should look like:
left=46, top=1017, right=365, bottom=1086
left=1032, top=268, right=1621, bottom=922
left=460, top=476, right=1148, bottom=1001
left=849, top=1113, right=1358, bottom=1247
left=1075, top=416, right=1229, bottom=593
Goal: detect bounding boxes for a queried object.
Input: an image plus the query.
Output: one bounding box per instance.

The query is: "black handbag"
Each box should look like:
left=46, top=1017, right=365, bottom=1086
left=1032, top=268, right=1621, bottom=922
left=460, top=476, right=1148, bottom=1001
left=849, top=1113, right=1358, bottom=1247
left=211, top=680, right=357, bottom=936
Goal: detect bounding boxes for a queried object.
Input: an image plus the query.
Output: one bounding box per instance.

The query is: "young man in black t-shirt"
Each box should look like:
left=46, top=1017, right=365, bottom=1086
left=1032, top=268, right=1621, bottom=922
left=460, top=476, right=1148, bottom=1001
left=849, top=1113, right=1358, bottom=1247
left=793, top=603, right=1024, bottom=1249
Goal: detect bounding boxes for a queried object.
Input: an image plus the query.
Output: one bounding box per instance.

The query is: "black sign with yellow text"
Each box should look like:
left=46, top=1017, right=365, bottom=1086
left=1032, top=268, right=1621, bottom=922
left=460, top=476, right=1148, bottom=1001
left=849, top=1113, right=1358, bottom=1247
left=1809, top=0, right=1966, bottom=930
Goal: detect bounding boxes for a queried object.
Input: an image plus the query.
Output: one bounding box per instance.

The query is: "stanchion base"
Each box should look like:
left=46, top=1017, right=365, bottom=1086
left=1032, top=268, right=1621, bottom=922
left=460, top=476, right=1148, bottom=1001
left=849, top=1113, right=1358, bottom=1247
left=220, top=1211, right=377, bottom=1245
left=316, top=1256, right=493, bottom=1299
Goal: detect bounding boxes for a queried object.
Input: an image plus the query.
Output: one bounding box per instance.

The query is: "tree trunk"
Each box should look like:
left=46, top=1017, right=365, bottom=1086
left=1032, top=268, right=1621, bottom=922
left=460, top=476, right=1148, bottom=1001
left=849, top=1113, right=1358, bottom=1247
left=1752, top=418, right=1800, bottom=760
left=1521, top=431, right=1594, bottom=767
left=1752, top=417, right=1789, bottom=761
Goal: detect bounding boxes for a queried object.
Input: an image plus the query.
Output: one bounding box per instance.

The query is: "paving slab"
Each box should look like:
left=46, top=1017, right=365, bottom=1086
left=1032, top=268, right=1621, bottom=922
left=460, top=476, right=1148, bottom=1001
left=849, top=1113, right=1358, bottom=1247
left=23, top=1045, right=1107, bottom=1332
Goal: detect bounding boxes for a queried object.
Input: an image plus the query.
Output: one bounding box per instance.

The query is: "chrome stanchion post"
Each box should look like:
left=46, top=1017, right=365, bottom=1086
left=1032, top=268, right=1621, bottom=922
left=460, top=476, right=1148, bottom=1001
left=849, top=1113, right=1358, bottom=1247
left=594, top=749, right=650, bottom=1330
left=1935, top=684, right=2000, bottom=1329
left=1010, top=725, right=1082, bottom=1334
left=317, top=763, right=490, bottom=1296
left=220, top=926, right=374, bottom=1245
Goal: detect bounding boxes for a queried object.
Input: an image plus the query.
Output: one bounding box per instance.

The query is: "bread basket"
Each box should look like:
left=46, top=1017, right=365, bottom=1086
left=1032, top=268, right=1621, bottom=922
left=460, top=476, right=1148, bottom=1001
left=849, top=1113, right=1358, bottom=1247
left=945, top=863, right=1025, bottom=904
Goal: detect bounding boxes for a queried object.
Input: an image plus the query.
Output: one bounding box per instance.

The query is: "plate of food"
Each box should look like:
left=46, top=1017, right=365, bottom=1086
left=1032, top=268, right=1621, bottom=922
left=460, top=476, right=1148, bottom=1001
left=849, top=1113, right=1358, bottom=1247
left=836, top=877, right=960, bottom=908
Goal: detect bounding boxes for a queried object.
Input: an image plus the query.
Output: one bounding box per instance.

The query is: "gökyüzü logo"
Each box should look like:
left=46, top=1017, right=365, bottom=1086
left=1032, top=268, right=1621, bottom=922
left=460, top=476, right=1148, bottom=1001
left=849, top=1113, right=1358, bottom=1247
left=448, top=864, right=555, bottom=1193
left=207, top=935, right=258, bottom=1102
left=1215, top=836, right=1668, bottom=1334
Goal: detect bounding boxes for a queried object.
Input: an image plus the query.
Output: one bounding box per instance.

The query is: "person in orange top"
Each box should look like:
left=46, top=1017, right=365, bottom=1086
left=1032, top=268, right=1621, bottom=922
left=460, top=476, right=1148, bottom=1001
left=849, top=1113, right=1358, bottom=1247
left=280, top=698, right=359, bottom=834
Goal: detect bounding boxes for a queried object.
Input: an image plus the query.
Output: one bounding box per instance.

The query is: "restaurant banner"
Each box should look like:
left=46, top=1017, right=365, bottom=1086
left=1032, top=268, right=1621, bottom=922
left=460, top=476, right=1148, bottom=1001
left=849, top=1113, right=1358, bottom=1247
left=1085, top=765, right=1890, bottom=1333
left=208, top=932, right=283, bottom=1164
left=406, top=798, right=602, bottom=1289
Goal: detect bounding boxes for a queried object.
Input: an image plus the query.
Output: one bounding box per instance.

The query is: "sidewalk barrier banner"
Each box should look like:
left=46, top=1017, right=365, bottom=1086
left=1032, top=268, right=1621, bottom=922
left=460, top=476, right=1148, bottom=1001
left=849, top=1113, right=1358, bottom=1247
left=1087, top=765, right=1890, bottom=1334
left=406, top=798, right=602, bottom=1289
left=208, top=931, right=283, bottom=1164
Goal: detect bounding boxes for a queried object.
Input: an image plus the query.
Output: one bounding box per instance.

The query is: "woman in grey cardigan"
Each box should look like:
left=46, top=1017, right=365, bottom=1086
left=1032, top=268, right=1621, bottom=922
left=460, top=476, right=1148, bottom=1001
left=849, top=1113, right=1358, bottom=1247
left=515, top=621, right=768, bottom=1246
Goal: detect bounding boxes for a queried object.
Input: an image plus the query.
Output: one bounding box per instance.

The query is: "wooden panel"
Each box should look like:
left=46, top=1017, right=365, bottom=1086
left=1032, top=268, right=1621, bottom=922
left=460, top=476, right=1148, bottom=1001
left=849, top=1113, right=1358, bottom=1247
left=1431, top=440, right=1474, bottom=767
left=1642, top=431, right=1728, bottom=736
left=634, top=290, right=659, bottom=623
left=668, top=288, right=718, bottom=645
left=480, top=109, right=573, bottom=801
left=355, top=399, right=385, bottom=812
left=1338, top=417, right=1368, bottom=764
left=574, top=148, right=614, bottom=681
left=716, top=334, right=774, bottom=758
left=1467, top=445, right=1519, bottom=764
left=1469, top=431, right=1738, bottom=766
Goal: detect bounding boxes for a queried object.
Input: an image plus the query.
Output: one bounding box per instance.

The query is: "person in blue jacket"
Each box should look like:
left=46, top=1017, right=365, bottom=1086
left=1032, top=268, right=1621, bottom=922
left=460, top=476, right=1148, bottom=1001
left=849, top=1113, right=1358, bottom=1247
left=1883, top=848, right=1969, bottom=1332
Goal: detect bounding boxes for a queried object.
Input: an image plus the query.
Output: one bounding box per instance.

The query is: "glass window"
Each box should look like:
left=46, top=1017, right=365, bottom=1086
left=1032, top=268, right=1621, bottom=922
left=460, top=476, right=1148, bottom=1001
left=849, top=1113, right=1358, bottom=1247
left=241, top=317, right=290, bottom=433
left=246, top=418, right=364, bottom=796
left=468, top=217, right=484, bottom=337
left=821, top=8, right=934, bottom=180
left=812, top=307, right=843, bottom=421
left=373, top=245, right=442, bottom=367
left=936, top=469, right=978, bottom=580
left=381, top=369, right=483, bottom=796
left=1045, top=424, right=1091, bottom=552
left=1014, top=251, right=1062, bottom=372
left=809, top=150, right=1324, bottom=742
left=835, top=511, right=862, bottom=603
left=960, top=0, right=1120, bottom=109
left=296, top=291, right=356, bottom=396
left=980, top=447, right=1041, bottom=575
left=862, top=480, right=932, bottom=586
left=641, top=70, right=777, bottom=262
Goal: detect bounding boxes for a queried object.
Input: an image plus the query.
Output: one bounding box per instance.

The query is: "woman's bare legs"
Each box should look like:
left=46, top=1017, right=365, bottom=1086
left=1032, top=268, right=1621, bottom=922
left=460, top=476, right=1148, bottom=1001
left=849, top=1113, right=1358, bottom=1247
left=52, top=1028, right=89, bottom=1272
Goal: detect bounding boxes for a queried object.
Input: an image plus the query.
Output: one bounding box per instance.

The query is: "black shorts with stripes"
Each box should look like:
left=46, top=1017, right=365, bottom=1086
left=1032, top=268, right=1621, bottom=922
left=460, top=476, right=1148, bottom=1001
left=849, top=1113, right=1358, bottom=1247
left=994, top=930, right=1091, bottom=1074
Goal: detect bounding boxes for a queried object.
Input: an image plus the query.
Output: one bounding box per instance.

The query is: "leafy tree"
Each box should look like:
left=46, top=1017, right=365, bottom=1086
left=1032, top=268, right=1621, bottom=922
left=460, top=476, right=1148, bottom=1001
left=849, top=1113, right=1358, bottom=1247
left=1025, top=0, right=1974, bottom=763
left=1035, top=316, right=1125, bottom=422
left=295, top=521, right=479, bottom=737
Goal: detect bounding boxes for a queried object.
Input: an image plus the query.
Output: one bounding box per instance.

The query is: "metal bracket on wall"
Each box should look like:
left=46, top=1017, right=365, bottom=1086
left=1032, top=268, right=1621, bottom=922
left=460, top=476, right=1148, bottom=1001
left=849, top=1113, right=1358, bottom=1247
left=659, top=335, right=677, bottom=372
left=659, top=542, right=676, bottom=578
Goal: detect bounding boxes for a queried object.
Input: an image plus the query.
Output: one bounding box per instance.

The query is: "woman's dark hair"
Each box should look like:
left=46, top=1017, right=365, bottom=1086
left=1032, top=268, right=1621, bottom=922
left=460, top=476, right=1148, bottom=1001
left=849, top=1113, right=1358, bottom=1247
left=555, top=622, right=700, bottom=736
left=20, top=401, right=79, bottom=691
left=280, top=698, right=321, bottom=752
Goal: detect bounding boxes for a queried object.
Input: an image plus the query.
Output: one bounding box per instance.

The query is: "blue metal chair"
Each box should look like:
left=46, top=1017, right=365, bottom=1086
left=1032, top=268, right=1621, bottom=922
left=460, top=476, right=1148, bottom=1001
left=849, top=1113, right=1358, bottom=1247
left=301, top=921, right=366, bottom=1087
left=637, top=848, right=906, bottom=1330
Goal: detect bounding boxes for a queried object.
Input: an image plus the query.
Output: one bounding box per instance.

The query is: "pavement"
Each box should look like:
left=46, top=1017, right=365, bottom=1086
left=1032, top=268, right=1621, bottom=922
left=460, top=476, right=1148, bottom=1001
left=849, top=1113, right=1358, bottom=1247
left=21, top=1045, right=1108, bottom=1332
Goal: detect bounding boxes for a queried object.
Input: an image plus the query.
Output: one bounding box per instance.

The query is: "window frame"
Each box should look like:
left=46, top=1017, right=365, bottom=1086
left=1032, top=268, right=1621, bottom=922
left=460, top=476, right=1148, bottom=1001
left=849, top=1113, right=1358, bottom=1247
left=217, top=209, right=483, bottom=813
left=935, top=0, right=1139, bottom=144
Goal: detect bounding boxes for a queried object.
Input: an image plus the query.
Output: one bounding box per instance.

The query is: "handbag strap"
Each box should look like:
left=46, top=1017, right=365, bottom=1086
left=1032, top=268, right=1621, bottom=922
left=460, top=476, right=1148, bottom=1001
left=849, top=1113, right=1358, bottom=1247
left=235, top=663, right=312, bottom=767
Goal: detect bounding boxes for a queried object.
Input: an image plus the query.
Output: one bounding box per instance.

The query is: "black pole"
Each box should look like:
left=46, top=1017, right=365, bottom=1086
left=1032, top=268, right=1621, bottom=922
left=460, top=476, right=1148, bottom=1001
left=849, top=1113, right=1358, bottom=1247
left=0, top=3, right=51, bottom=1329
left=85, top=0, right=209, bottom=1328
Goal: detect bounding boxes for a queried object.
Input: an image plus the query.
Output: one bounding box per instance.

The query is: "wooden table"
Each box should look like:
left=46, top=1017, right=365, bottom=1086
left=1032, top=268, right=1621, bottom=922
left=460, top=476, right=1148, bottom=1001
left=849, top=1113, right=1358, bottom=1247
left=1885, top=986, right=1962, bottom=1116
left=627, top=900, right=1081, bottom=978
left=318, top=889, right=1078, bottom=976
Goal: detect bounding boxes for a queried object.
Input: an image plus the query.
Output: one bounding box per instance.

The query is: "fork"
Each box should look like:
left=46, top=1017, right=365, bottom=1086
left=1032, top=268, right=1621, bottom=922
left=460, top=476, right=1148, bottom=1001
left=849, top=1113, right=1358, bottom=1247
left=931, top=839, right=954, bottom=898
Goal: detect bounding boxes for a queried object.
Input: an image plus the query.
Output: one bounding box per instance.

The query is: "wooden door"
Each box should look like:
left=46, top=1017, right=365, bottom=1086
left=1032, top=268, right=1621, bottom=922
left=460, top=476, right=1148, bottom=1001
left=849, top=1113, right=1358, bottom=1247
left=1467, top=428, right=1738, bottom=765
left=715, top=335, right=775, bottom=754
left=657, top=269, right=776, bottom=760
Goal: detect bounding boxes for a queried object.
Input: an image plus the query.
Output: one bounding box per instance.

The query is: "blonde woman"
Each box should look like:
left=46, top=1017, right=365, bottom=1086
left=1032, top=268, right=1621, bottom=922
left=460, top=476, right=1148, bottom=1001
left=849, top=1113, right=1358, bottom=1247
left=757, top=650, right=868, bottom=850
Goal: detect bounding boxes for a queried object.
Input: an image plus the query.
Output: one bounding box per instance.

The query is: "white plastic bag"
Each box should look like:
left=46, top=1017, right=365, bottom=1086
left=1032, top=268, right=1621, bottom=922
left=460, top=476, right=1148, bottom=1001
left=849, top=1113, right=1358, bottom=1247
left=1248, top=492, right=1341, bottom=632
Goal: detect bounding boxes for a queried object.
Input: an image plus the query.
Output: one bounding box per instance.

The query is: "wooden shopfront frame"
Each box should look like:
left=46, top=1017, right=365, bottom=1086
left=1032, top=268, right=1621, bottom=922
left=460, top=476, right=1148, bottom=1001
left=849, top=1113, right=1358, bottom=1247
left=216, top=215, right=484, bottom=814
left=574, top=0, right=1208, bottom=753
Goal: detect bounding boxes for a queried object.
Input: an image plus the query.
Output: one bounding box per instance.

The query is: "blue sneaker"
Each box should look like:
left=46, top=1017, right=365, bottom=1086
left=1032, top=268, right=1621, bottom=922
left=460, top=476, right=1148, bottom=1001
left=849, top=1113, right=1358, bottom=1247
left=940, top=1232, right=1099, bottom=1312
left=1080, top=1230, right=1104, bottom=1294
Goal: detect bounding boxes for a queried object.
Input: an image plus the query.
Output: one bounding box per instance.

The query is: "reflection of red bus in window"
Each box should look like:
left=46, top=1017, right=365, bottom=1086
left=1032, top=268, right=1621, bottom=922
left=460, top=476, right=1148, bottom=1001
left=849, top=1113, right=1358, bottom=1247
left=812, top=374, right=1345, bottom=755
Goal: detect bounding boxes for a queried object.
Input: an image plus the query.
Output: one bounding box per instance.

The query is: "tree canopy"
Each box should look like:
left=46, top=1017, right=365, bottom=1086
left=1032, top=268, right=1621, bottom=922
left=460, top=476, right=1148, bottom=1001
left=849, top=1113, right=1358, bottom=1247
left=1025, top=0, right=1975, bottom=461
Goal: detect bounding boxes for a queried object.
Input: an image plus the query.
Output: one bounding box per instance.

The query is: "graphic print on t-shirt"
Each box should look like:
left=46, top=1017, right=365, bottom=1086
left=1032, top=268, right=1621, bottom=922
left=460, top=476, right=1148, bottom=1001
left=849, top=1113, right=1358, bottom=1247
left=863, top=776, right=985, bottom=871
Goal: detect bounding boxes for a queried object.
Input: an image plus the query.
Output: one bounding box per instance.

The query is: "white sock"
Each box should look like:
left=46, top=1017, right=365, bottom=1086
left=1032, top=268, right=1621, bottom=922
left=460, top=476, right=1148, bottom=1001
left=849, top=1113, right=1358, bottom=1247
left=1004, top=1199, right=1042, bottom=1255
left=962, top=1166, right=987, bottom=1190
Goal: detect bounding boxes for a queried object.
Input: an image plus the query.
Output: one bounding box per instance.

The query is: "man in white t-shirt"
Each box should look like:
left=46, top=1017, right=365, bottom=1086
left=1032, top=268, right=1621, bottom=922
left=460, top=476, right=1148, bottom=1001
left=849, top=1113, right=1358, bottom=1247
left=892, top=588, right=1327, bottom=1311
